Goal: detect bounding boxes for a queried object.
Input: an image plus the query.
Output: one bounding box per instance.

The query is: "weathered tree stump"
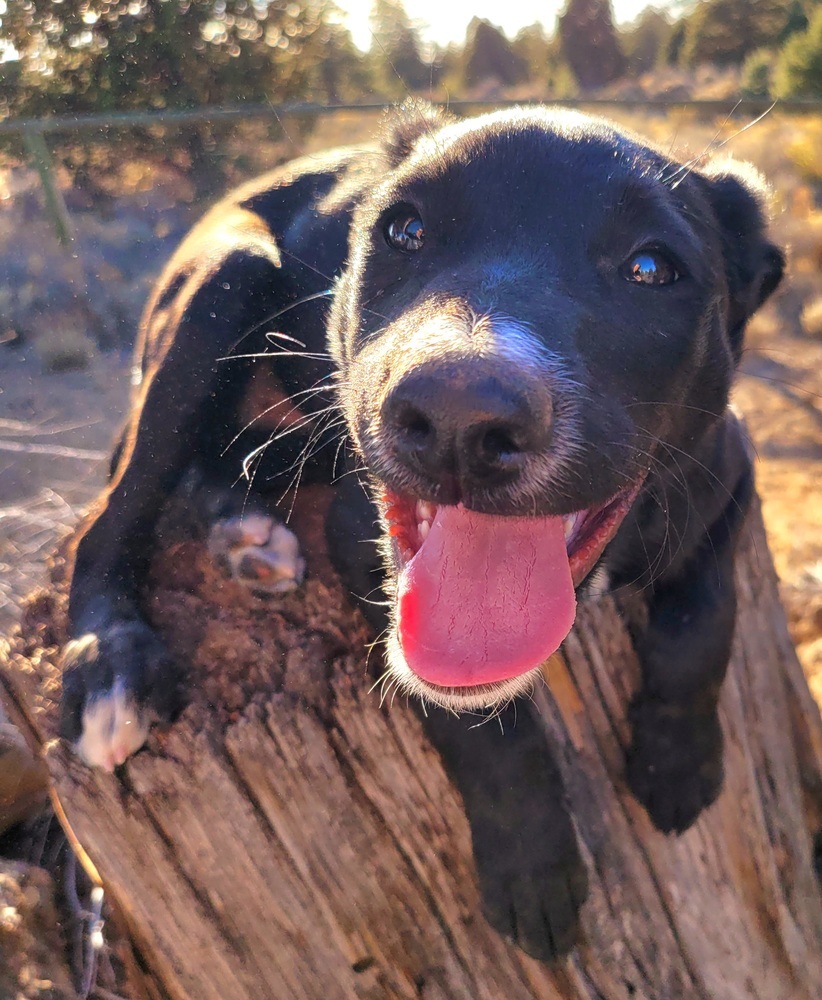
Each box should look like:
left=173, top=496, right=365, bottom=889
left=2, top=494, right=821, bottom=999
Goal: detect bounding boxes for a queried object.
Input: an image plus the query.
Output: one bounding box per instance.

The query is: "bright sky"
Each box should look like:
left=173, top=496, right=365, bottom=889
left=338, top=1, right=681, bottom=51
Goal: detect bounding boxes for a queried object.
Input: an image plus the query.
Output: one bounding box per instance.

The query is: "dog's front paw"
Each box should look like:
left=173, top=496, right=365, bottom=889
left=60, top=622, right=184, bottom=771
left=626, top=696, right=724, bottom=834
left=207, top=513, right=305, bottom=595
left=477, top=849, right=588, bottom=963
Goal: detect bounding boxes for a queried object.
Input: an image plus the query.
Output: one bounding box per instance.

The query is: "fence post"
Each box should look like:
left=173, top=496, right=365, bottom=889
left=23, top=129, right=74, bottom=247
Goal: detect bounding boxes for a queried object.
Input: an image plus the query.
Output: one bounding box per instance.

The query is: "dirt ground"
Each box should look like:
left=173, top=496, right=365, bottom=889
left=0, top=104, right=820, bottom=697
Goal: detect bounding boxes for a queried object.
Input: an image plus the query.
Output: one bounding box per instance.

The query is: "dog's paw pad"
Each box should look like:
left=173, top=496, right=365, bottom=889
left=76, top=680, right=151, bottom=772
left=207, top=513, right=305, bottom=594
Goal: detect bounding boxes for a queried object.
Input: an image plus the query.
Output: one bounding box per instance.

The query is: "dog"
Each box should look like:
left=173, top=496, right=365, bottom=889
left=59, top=102, right=784, bottom=962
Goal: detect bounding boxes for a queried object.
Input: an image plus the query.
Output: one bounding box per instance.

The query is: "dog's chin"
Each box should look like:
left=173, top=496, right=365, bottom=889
left=375, top=475, right=647, bottom=712
left=383, top=631, right=543, bottom=712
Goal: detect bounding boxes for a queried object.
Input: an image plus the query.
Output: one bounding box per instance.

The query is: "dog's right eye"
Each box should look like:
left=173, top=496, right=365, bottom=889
left=621, top=250, right=680, bottom=287
left=384, top=209, right=425, bottom=253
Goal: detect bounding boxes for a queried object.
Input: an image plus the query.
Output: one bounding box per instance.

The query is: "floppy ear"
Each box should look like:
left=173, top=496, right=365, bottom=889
left=380, top=99, right=456, bottom=167
left=698, top=159, right=785, bottom=356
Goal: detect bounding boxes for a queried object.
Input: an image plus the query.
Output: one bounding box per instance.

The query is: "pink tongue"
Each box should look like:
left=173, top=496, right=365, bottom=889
left=397, top=505, right=576, bottom=688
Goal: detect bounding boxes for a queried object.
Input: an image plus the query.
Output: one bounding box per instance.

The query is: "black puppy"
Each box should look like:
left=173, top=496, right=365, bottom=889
left=60, top=103, right=783, bottom=962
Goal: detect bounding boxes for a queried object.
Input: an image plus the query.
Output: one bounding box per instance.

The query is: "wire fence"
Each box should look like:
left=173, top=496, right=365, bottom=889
left=5, top=95, right=821, bottom=264
left=4, top=95, right=822, bottom=137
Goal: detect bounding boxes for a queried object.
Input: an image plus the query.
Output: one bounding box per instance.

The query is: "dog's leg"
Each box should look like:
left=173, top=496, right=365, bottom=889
left=61, top=252, right=293, bottom=769
left=324, top=479, right=588, bottom=963
left=625, top=434, right=754, bottom=834
left=421, top=705, right=588, bottom=963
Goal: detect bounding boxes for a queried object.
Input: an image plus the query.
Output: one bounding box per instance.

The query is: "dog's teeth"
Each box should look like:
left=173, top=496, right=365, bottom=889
left=419, top=519, right=430, bottom=541
left=416, top=500, right=435, bottom=523
left=563, top=514, right=577, bottom=541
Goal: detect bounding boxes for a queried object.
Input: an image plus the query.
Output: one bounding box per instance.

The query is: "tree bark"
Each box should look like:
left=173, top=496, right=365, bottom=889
left=2, top=498, right=822, bottom=999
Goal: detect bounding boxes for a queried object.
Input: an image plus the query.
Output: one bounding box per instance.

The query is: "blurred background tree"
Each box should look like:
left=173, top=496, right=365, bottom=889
left=621, top=7, right=673, bottom=76
left=741, top=46, right=777, bottom=97
left=4, top=0, right=822, bottom=194
left=774, top=5, right=822, bottom=98
left=0, top=0, right=364, bottom=117
left=0, top=0, right=370, bottom=193
left=679, top=0, right=810, bottom=68
left=557, top=0, right=626, bottom=90
left=367, top=0, right=432, bottom=98
left=463, top=18, right=527, bottom=90
left=511, top=22, right=576, bottom=96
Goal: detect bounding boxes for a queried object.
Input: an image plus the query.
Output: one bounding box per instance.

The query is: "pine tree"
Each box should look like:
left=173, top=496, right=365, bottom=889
left=368, top=0, right=430, bottom=97
left=463, top=19, right=527, bottom=89
left=0, top=0, right=356, bottom=116
left=557, top=0, right=626, bottom=90
left=680, top=0, right=811, bottom=67
left=773, top=5, right=822, bottom=97
left=621, top=8, right=674, bottom=76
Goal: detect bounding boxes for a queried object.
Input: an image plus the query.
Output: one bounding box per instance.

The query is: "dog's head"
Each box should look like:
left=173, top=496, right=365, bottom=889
left=327, top=103, right=783, bottom=711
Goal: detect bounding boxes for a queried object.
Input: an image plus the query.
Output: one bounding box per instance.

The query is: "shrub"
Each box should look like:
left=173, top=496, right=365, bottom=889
left=774, top=7, right=822, bottom=98
left=742, top=48, right=776, bottom=97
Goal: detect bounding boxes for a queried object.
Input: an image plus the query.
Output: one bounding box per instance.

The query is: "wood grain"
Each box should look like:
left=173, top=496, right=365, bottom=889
left=3, top=501, right=821, bottom=999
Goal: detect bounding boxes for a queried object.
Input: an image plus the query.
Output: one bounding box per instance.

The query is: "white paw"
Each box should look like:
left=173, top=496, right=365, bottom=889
left=207, top=513, right=306, bottom=594
left=75, top=680, right=151, bottom=772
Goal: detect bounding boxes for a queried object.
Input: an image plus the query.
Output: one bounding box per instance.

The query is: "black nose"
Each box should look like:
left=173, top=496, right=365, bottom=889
left=381, top=362, right=552, bottom=496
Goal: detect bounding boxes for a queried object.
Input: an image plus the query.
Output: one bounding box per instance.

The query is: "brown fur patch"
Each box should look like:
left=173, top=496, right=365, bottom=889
left=238, top=366, right=308, bottom=432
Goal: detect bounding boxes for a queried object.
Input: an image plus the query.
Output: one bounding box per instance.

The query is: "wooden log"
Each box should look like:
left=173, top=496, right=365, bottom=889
left=2, top=497, right=822, bottom=999
left=0, top=705, right=48, bottom=835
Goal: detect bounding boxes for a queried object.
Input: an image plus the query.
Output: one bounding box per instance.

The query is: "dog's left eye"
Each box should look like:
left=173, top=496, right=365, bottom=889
left=384, top=210, right=425, bottom=253
left=622, top=251, right=679, bottom=287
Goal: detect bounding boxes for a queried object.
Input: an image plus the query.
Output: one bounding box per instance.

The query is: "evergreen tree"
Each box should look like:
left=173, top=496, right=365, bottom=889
left=741, top=47, right=776, bottom=97
left=662, top=17, right=688, bottom=67
left=621, top=8, right=673, bottom=76
left=368, top=0, right=430, bottom=97
left=680, top=0, right=809, bottom=67
left=511, top=23, right=577, bottom=95
left=463, top=18, right=527, bottom=89
left=511, top=23, right=553, bottom=81
left=0, top=0, right=357, bottom=117
left=774, top=5, right=822, bottom=97
left=557, top=0, right=626, bottom=90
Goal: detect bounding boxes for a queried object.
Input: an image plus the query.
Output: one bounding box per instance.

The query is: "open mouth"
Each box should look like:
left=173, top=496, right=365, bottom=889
left=379, top=477, right=645, bottom=707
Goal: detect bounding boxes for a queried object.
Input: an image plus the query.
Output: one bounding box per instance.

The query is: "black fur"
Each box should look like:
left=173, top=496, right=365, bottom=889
left=59, top=104, right=784, bottom=963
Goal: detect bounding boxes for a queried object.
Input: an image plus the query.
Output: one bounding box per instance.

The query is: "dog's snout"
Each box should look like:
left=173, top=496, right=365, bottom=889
left=381, top=364, right=552, bottom=494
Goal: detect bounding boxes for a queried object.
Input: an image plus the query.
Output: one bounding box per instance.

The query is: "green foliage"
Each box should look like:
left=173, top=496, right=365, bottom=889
left=774, top=6, right=822, bottom=98
left=620, top=8, right=673, bottom=76
left=510, top=24, right=576, bottom=96
left=463, top=18, right=526, bottom=89
left=661, top=17, right=687, bottom=67
left=741, top=47, right=775, bottom=97
left=557, top=0, right=625, bottom=90
left=0, top=0, right=367, bottom=118
left=511, top=23, right=552, bottom=80
left=679, top=0, right=809, bottom=68
left=367, top=0, right=431, bottom=98
left=778, top=1, right=811, bottom=46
